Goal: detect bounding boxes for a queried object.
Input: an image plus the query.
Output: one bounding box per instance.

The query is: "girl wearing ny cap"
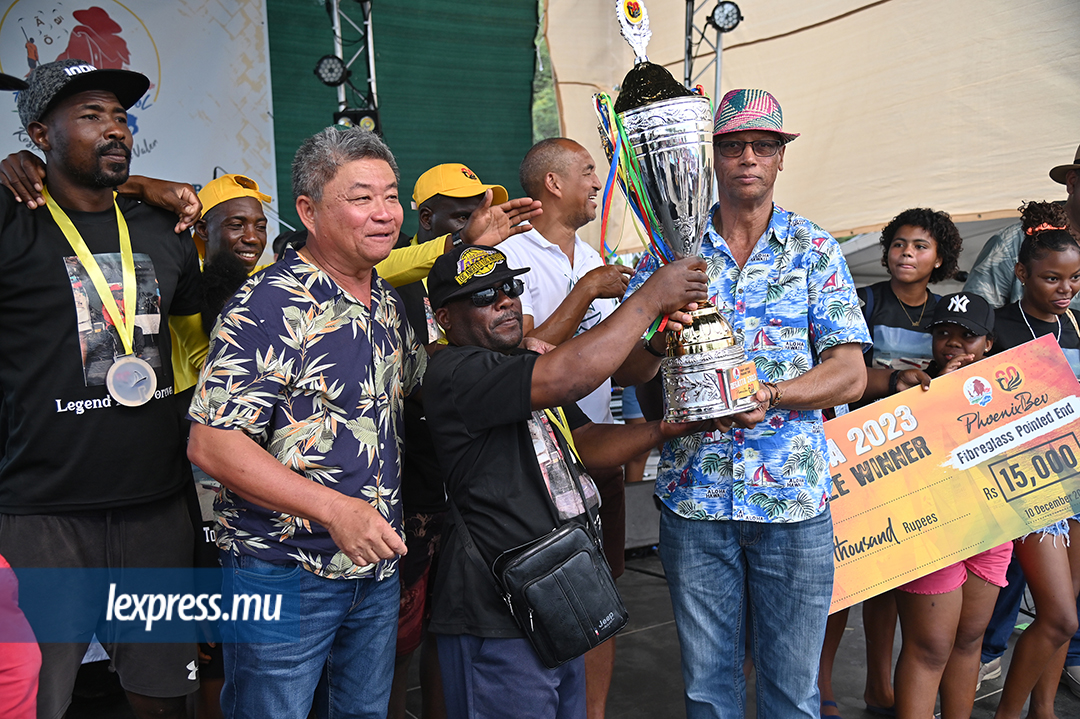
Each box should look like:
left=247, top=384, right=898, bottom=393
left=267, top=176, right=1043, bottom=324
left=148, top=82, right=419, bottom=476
left=991, top=202, right=1080, bottom=719
left=887, top=293, right=1012, bottom=719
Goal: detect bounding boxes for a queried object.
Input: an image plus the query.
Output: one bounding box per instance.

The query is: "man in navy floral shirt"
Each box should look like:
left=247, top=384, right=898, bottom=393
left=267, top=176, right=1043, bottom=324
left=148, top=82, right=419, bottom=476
left=187, top=127, right=421, bottom=719
left=617, top=89, right=871, bottom=719
left=187, top=127, right=539, bottom=719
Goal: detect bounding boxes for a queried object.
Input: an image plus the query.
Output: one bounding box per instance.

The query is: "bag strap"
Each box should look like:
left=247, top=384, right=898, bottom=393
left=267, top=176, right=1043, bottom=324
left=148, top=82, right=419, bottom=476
left=448, top=499, right=503, bottom=590
left=448, top=406, right=602, bottom=584
left=542, top=407, right=604, bottom=546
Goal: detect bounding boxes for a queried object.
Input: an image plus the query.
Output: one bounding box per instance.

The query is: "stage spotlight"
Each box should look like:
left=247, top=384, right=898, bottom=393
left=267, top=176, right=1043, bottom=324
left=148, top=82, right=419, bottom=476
left=314, top=54, right=349, bottom=87
left=333, top=109, right=381, bottom=135
left=707, top=1, right=742, bottom=33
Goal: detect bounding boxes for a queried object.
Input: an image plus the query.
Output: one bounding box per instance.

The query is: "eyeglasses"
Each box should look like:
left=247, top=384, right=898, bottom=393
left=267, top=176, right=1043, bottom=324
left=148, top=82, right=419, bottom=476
left=714, top=139, right=782, bottom=158
left=470, top=279, right=525, bottom=307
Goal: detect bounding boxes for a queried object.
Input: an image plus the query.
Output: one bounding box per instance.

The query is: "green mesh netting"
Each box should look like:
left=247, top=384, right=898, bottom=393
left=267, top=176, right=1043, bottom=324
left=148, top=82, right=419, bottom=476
left=267, top=0, right=538, bottom=234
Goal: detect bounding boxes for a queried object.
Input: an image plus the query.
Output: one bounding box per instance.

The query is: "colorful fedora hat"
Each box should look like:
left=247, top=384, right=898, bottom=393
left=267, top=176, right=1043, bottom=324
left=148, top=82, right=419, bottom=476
left=713, top=88, right=799, bottom=144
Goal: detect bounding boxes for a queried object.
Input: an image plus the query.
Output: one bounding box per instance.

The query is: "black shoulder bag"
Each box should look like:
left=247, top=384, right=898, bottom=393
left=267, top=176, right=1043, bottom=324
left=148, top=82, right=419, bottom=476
left=450, top=408, right=628, bottom=668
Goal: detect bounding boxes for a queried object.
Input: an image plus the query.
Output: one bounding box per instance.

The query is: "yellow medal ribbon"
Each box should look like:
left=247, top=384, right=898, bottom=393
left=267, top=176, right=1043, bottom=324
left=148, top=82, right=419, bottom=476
left=543, top=407, right=583, bottom=465
left=43, top=186, right=137, bottom=356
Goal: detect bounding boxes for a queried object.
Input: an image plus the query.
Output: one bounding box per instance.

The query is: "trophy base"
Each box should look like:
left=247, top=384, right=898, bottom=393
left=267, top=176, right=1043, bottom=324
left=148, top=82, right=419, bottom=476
left=660, top=300, right=759, bottom=422
left=661, top=347, right=760, bottom=422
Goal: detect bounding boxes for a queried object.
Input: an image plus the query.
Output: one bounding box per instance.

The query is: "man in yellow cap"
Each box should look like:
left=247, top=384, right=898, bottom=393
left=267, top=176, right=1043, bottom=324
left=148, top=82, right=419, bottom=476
left=393, top=163, right=510, bottom=337
left=166, top=174, right=275, bottom=399
left=411, top=163, right=508, bottom=251
left=194, top=174, right=272, bottom=274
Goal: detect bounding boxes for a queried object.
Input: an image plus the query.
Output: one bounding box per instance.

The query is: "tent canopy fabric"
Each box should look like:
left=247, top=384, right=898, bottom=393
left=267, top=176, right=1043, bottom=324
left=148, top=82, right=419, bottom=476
left=545, top=0, right=1080, bottom=253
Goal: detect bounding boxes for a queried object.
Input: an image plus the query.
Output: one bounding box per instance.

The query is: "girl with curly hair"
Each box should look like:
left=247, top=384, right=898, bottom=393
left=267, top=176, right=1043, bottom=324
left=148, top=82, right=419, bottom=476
left=860, top=207, right=964, bottom=401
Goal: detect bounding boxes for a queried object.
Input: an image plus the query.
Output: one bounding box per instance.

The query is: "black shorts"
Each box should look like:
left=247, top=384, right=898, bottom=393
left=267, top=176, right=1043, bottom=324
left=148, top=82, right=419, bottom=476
left=0, top=492, right=199, bottom=718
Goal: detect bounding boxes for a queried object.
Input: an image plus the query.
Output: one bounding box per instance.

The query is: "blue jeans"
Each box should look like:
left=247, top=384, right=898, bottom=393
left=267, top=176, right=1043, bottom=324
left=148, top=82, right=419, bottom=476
left=659, top=505, right=834, bottom=719
left=219, top=552, right=399, bottom=719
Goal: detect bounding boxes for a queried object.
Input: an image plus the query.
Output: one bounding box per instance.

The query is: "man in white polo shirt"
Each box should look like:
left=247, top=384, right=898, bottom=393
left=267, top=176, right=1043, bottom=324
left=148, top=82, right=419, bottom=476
left=497, top=137, right=633, bottom=719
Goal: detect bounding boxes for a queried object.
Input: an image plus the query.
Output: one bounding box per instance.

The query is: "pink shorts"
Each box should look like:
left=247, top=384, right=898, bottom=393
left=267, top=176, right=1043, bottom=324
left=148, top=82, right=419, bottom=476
left=898, top=542, right=1012, bottom=595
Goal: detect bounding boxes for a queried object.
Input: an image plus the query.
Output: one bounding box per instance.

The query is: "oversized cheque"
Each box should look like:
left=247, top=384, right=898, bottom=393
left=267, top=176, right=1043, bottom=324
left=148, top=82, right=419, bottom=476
left=825, top=334, right=1080, bottom=612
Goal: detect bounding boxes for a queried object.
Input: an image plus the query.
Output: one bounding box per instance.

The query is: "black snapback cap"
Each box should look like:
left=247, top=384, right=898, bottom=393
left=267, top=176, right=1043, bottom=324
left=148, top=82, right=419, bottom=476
left=927, top=292, right=994, bottom=336
left=428, top=245, right=529, bottom=310
left=17, top=58, right=149, bottom=129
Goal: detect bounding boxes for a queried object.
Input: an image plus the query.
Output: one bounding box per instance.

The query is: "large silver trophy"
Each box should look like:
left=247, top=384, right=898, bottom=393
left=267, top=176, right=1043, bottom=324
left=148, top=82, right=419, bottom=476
left=601, top=0, right=758, bottom=422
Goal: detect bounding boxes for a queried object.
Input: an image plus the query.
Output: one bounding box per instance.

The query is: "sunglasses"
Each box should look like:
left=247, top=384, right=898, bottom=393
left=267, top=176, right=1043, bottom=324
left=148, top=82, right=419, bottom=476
left=713, top=139, right=782, bottom=158
left=470, top=279, right=525, bottom=307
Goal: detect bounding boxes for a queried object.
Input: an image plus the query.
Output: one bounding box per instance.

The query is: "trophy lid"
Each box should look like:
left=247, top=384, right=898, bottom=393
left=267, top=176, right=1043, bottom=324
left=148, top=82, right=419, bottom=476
left=614, top=62, right=694, bottom=114
left=613, top=1, right=694, bottom=113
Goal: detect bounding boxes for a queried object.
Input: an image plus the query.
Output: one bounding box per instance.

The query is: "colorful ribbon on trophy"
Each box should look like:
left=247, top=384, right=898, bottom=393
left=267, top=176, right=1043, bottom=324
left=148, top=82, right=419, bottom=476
left=594, top=92, right=676, bottom=266
left=598, top=127, right=621, bottom=261
left=595, top=92, right=676, bottom=337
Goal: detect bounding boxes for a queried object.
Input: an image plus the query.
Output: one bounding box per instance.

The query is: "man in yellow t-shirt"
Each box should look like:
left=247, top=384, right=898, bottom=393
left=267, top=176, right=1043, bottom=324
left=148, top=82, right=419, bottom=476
left=169, top=174, right=275, bottom=394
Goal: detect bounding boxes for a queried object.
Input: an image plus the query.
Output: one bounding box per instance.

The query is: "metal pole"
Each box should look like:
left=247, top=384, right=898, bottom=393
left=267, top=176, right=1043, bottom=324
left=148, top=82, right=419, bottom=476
left=684, top=0, right=693, bottom=88
left=363, top=1, right=378, bottom=110
left=714, top=28, right=723, bottom=103
left=331, top=0, right=345, bottom=110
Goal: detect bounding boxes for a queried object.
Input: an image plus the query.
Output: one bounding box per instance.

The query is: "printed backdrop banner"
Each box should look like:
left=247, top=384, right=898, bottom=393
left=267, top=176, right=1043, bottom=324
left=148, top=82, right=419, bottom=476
left=0, top=0, right=278, bottom=238
left=826, top=335, right=1080, bottom=613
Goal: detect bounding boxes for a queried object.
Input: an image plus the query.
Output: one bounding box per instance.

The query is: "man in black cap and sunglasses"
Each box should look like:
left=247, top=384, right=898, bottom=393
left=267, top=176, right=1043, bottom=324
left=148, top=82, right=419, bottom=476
left=421, top=244, right=719, bottom=718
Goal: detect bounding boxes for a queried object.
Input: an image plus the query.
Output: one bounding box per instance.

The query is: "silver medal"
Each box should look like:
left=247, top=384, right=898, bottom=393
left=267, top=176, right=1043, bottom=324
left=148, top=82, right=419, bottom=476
left=105, top=355, right=157, bottom=407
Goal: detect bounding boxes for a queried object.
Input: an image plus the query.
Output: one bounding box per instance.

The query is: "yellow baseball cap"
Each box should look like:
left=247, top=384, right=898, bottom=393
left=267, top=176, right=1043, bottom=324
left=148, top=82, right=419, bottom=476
left=411, top=163, right=508, bottom=210
left=198, top=174, right=272, bottom=219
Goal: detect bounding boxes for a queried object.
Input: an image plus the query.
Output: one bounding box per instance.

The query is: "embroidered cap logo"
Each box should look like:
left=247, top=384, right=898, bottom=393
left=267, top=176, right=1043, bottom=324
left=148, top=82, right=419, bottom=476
left=948, top=295, right=970, bottom=313
left=64, top=64, right=98, bottom=76
left=454, top=247, right=502, bottom=285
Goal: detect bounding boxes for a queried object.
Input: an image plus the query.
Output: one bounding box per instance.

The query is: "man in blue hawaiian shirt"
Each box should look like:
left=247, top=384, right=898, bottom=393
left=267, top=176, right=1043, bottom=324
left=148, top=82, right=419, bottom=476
left=616, top=89, right=871, bottom=719
left=186, top=127, right=540, bottom=719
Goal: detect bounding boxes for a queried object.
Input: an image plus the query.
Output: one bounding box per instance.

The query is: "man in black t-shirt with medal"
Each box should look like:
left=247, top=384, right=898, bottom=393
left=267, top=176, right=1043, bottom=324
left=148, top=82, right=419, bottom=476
left=422, top=245, right=718, bottom=718
left=0, top=60, right=202, bottom=718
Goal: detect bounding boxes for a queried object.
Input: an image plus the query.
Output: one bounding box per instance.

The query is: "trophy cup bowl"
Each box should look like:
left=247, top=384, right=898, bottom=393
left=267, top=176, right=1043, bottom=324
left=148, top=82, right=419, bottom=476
left=619, top=95, right=760, bottom=421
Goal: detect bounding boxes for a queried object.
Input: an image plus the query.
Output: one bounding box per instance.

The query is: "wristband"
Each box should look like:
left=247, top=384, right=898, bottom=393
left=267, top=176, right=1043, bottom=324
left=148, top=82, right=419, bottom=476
left=451, top=230, right=464, bottom=247
left=761, top=381, right=783, bottom=409
left=642, top=336, right=665, bottom=358
left=888, top=369, right=900, bottom=395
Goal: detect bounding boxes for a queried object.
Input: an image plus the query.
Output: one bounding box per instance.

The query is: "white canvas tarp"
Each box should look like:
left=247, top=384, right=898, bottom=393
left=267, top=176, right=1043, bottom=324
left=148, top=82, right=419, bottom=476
left=545, top=0, right=1080, bottom=253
